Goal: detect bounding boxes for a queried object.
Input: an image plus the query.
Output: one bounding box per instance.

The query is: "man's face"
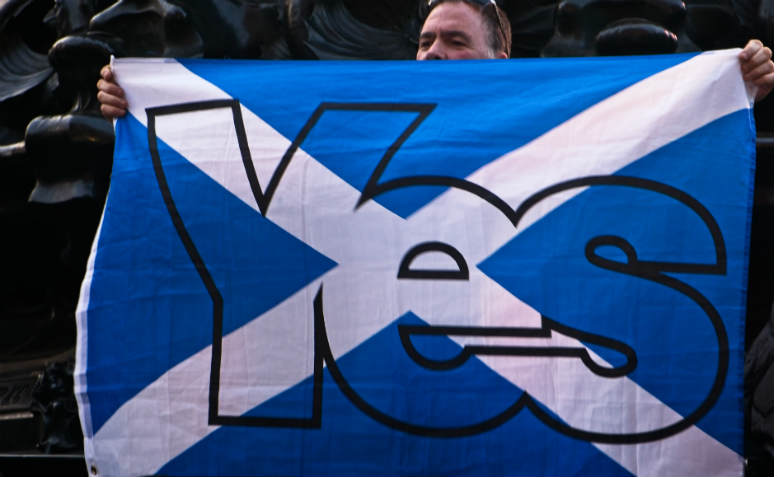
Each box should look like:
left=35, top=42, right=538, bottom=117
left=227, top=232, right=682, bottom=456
left=416, top=2, right=503, bottom=60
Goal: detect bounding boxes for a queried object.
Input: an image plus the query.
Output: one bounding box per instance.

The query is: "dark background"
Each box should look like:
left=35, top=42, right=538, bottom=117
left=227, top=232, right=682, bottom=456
left=0, top=0, right=772, bottom=475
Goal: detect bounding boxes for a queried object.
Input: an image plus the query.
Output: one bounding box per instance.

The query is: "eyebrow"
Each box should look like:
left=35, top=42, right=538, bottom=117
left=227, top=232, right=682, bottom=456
left=419, top=30, right=473, bottom=42
left=442, top=30, right=471, bottom=41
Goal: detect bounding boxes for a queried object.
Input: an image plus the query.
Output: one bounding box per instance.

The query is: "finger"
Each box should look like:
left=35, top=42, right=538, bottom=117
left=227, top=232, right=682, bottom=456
left=738, top=39, right=763, bottom=61
left=754, top=72, right=774, bottom=90
left=754, top=73, right=774, bottom=102
left=749, top=45, right=772, bottom=63
left=97, top=79, right=126, bottom=97
left=97, top=90, right=128, bottom=110
left=100, top=64, right=114, bottom=81
left=97, top=79, right=124, bottom=96
left=741, top=48, right=773, bottom=75
left=743, top=60, right=774, bottom=81
left=740, top=47, right=768, bottom=71
left=101, top=104, right=127, bottom=120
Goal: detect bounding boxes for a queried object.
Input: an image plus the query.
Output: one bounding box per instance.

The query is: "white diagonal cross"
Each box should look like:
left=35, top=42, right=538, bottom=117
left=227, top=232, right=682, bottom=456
left=79, top=52, right=748, bottom=477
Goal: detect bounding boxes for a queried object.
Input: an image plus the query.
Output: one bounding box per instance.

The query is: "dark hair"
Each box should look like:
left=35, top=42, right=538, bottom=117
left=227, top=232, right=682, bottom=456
left=426, top=0, right=512, bottom=57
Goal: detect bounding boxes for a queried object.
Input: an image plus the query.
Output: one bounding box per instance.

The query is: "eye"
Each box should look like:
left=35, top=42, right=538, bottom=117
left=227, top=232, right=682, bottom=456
left=447, top=36, right=469, bottom=47
left=397, top=241, right=469, bottom=280
left=418, top=36, right=433, bottom=49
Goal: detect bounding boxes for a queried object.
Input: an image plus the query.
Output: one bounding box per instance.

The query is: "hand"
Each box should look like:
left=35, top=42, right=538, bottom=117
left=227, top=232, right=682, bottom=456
left=738, top=39, right=773, bottom=102
left=97, top=64, right=128, bottom=119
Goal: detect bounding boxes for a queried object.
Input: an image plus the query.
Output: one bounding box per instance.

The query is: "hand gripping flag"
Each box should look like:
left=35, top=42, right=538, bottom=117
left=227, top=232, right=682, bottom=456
left=76, top=51, right=755, bottom=477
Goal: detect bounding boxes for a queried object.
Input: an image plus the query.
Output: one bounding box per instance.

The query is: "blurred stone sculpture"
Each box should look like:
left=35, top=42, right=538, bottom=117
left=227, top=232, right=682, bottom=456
left=541, top=0, right=749, bottom=56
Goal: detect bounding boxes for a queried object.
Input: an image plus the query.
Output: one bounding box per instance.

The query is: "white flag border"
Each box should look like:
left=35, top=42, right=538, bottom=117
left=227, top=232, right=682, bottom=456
left=75, top=51, right=751, bottom=477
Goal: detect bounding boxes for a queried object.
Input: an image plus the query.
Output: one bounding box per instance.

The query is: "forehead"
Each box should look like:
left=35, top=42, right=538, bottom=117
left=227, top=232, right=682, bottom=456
left=422, top=2, right=486, bottom=36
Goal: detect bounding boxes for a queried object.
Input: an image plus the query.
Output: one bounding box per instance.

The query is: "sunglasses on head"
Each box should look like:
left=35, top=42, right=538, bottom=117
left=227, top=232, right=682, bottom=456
left=428, top=0, right=502, bottom=7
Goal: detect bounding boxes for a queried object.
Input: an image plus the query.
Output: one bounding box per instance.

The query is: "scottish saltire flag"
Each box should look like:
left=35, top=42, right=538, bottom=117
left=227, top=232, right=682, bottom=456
left=76, top=51, right=755, bottom=477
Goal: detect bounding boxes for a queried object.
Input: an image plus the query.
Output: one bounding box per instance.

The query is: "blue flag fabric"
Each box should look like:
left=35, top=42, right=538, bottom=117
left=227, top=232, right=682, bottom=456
left=76, top=51, right=754, bottom=477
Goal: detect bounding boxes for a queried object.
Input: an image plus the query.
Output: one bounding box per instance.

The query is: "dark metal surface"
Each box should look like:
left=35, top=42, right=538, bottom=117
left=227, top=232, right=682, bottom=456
left=0, top=452, right=88, bottom=477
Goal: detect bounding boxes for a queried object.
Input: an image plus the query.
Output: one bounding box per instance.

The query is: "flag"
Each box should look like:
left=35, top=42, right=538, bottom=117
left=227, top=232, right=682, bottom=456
left=76, top=51, right=755, bottom=476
